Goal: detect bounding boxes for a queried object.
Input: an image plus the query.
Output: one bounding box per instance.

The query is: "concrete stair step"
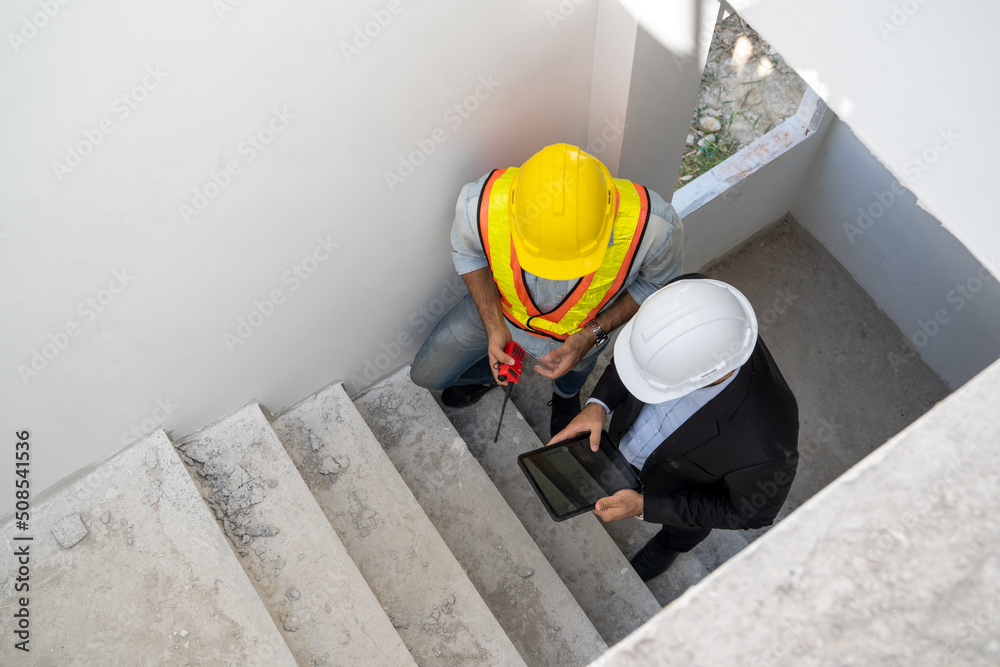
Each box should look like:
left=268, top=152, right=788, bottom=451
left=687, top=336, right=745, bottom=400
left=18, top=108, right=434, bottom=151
left=354, top=368, right=607, bottom=667
left=439, top=387, right=663, bottom=646
left=599, top=519, right=713, bottom=606
left=176, top=403, right=414, bottom=666
left=693, top=529, right=751, bottom=573
left=271, top=382, right=525, bottom=667
left=0, top=431, right=295, bottom=666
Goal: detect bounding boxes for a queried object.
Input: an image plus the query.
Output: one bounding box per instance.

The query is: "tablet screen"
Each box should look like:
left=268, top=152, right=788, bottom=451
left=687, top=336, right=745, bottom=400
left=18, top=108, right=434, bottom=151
left=517, top=432, right=641, bottom=521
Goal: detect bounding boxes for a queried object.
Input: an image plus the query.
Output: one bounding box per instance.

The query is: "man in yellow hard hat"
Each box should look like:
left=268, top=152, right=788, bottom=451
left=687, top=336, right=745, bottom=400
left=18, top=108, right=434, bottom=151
left=410, top=143, right=684, bottom=435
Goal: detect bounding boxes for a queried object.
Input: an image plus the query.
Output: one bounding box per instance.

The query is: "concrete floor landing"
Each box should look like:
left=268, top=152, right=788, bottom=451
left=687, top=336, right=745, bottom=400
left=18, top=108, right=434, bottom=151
left=510, top=216, right=950, bottom=605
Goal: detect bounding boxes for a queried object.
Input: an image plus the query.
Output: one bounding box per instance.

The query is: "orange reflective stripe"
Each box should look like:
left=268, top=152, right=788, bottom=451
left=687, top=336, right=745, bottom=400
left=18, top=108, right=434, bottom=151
left=477, top=169, right=506, bottom=273
left=478, top=169, right=514, bottom=308
left=484, top=169, right=525, bottom=321
left=534, top=272, right=594, bottom=325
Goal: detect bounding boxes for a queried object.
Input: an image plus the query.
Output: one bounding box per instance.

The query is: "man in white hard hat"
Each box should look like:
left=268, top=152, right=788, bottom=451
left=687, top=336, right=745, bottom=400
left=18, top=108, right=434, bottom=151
left=549, top=275, right=799, bottom=581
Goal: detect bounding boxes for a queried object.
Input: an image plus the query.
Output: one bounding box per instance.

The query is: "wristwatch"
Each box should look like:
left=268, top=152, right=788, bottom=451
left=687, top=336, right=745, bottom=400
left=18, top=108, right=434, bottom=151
left=585, top=319, right=610, bottom=347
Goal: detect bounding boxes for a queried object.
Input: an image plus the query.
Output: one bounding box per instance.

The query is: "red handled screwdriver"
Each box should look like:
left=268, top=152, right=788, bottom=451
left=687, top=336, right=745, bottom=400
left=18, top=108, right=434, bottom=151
left=493, top=341, right=525, bottom=443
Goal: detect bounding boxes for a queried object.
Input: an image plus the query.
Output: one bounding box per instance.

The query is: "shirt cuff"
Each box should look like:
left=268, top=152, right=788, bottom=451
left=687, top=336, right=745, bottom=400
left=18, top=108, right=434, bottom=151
left=452, top=255, right=489, bottom=275
left=585, top=398, right=611, bottom=415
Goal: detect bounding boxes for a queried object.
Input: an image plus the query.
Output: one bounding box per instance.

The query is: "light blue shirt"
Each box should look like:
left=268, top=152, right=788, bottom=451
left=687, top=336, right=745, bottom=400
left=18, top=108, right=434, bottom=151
left=587, top=369, right=739, bottom=469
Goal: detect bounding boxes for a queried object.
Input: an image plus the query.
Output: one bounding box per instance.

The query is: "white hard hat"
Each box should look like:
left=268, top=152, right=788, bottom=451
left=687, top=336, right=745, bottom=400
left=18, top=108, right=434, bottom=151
left=614, top=279, right=758, bottom=404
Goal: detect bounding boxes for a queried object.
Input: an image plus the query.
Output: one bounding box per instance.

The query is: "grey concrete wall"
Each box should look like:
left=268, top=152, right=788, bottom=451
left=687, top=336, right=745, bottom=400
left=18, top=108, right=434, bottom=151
left=594, top=355, right=1000, bottom=667
left=791, top=118, right=1000, bottom=390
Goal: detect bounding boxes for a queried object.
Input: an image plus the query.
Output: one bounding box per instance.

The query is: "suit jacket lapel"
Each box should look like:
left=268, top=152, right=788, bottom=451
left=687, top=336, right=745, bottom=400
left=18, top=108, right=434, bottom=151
left=638, top=347, right=758, bottom=470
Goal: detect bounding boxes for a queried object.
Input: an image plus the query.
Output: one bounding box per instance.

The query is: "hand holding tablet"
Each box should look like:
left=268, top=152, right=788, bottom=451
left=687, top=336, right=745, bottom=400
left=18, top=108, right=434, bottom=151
left=517, top=431, right=643, bottom=522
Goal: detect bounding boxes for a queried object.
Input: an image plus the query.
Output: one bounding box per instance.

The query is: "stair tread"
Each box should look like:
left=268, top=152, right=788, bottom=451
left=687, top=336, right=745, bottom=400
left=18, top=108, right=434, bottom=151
left=272, top=382, right=525, bottom=667
left=177, top=403, right=414, bottom=666
left=0, top=431, right=296, bottom=666
left=440, top=387, right=663, bottom=645
left=599, top=516, right=714, bottom=605
left=355, top=368, right=608, bottom=667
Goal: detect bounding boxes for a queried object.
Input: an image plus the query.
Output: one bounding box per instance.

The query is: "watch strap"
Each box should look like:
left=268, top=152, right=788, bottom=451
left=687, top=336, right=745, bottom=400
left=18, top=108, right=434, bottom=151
left=586, top=319, right=609, bottom=345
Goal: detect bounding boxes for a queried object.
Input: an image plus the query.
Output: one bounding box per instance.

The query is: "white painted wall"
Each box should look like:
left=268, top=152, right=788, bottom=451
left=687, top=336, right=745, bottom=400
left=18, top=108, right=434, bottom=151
left=586, top=0, right=639, bottom=176
left=0, top=0, right=600, bottom=515
left=792, top=118, right=1000, bottom=390
left=723, top=0, right=1000, bottom=285
left=618, top=0, right=720, bottom=195
left=625, top=0, right=1000, bottom=277
left=618, top=0, right=1000, bottom=388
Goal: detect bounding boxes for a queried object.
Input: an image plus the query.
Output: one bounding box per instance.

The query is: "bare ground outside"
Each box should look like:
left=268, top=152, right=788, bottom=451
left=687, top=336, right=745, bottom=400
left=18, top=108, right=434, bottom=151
left=677, top=13, right=807, bottom=189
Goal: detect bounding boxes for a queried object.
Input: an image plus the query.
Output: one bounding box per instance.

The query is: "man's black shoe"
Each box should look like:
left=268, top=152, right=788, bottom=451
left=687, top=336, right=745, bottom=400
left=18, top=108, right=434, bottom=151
left=549, top=392, right=581, bottom=437
left=441, top=382, right=497, bottom=408
left=630, top=533, right=680, bottom=582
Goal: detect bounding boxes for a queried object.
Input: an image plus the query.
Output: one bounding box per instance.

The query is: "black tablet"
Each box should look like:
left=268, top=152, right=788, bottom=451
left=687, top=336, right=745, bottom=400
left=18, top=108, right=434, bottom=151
left=517, top=431, right=642, bottom=522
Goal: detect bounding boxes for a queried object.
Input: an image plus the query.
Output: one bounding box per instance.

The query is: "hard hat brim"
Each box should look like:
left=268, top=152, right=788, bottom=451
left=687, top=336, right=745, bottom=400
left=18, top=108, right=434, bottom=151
left=514, top=236, right=609, bottom=280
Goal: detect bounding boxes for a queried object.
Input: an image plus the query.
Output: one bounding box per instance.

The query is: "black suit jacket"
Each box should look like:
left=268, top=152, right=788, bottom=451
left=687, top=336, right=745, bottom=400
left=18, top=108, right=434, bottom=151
left=592, top=337, right=799, bottom=531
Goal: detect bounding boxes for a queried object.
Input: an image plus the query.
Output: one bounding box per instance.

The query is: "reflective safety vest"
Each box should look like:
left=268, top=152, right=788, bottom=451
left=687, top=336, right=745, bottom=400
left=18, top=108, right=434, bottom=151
left=477, top=167, right=650, bottom=341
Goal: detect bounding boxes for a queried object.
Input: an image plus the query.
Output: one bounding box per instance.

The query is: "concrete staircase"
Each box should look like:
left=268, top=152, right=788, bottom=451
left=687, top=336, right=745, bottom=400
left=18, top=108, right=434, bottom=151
left=0, top=367, right=667, bottom=666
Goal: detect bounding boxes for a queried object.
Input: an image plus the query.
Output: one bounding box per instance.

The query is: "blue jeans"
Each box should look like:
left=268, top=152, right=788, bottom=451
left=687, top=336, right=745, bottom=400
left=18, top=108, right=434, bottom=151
left=410, top=294, right=600, bottom=397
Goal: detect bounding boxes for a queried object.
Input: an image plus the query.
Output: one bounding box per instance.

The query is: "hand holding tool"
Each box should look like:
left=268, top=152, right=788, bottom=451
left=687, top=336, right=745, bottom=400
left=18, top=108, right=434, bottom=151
left=493, top=341, right=525, bottom=442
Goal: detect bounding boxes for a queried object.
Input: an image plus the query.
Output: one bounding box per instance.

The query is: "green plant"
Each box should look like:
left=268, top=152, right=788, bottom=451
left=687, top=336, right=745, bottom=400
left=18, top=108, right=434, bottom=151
left=676, top=134, right=741, bottom=189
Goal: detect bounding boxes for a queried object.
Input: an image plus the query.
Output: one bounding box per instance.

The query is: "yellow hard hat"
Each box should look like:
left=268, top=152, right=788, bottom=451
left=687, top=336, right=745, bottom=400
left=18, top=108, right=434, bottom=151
left=509, top=144, right=616, bottom=280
